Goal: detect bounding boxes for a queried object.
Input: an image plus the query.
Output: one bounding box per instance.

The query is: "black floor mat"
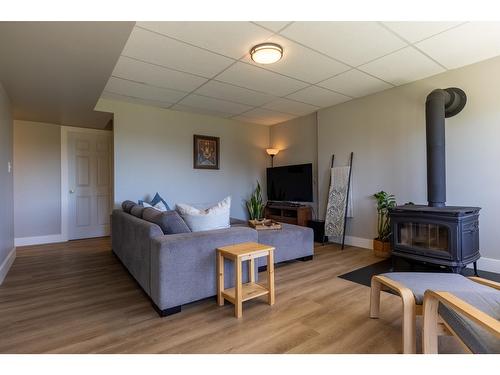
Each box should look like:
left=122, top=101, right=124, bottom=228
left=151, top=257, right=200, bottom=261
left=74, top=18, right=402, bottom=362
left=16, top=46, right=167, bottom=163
left=338, top=257, right=500, bottom=287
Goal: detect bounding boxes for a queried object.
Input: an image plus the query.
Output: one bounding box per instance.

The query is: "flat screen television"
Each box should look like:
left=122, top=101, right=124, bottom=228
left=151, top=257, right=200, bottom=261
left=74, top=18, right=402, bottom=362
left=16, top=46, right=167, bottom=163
left=267, top=163, right=313, bottom=202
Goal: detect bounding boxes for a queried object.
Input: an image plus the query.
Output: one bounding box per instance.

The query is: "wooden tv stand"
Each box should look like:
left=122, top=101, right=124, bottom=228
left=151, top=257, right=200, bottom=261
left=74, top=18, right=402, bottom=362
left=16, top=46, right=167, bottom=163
left=264, top=203, right=312, bottom=227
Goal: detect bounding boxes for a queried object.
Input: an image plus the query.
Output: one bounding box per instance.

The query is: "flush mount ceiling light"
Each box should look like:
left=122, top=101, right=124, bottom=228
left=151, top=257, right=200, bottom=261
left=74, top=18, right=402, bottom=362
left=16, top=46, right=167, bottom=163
left=250, top=43, right=283, bottom=64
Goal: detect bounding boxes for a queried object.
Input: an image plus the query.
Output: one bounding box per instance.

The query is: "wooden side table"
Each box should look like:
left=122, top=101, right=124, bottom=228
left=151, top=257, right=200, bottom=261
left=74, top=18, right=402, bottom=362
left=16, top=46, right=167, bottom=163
left=216, top=242, right=275, bottom=318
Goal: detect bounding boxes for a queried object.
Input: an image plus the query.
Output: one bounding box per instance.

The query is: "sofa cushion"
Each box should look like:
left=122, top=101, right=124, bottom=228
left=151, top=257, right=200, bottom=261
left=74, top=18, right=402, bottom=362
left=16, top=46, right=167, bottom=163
left=130, top=205, right=145, bottom=218
left=256, top=223, right=314, bottom=267
left=122, top=200, right=136, bottom=213
left=381, top=272, right=497, bottom=305
left=230, top=217, right=247, bottom=226
left=176, top=196, right=231, bottom=232
left=143, top=208, right=191, bottom=235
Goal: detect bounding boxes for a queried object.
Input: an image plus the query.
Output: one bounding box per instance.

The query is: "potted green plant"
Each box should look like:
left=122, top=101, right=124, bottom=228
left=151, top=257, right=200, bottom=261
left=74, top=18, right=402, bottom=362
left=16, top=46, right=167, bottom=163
left=373, top=191, right=396, bottom=257
left=246, top=181, right=265, bottom=225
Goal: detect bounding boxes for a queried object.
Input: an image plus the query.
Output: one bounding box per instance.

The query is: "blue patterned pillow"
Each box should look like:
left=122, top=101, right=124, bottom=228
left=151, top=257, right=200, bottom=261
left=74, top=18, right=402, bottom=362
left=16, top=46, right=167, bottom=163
left=151, top=192, right=170, bottom=210
left=139, top=192, right=170, bottom=210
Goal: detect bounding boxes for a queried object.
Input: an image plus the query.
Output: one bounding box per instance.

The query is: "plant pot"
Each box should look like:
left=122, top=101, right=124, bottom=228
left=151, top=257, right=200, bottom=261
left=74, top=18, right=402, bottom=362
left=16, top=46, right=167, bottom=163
left=373, top=239, right=391, bottom=258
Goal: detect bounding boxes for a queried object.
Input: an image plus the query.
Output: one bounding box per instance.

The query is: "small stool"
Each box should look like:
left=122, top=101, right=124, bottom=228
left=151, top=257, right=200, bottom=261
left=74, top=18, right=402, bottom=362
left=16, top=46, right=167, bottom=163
left=217, top=242, right=275, bottom=318
left=370, top=273, right=471, bottom=353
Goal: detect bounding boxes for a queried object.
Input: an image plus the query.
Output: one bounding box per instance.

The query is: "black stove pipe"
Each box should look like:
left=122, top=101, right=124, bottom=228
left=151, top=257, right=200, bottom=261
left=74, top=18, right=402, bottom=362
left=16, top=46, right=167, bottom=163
left=425, top=87, right=467, bottom=207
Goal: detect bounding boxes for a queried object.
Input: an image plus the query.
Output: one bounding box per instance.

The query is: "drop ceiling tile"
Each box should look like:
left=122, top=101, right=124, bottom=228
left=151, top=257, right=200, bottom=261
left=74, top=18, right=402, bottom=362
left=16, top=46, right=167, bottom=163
left=216, top=62, right=309, bottom=96
left=286, top=86, right=351, bottom=107
left=171, top=103, right=234, bottom=118
left=137, top=21, right=274, bottom=59
left=122, top=27, right=234, bottom=77
left=359, top=47, right=445, bottom=85
left=195, top=80, right=275, bottom=107
left=178, top=94, right=253, bottom=115
left=318, top=69, right=392, bottom=97
left=233, top=108, right=296, bottom=126
left=101, top=91, right=172, bottom=109
left=104, top=77, right=187, bottom=103
left=252, top=21, right=292, bottom=32
left=382, top=22, right=464, bottom=43
left=242, top=35, right=350, bottom=83
left=112, top=56, right=208, bottom=92
left=415, top=22, right=500, bottom=69
left=262, top=98, right=319, bottom=116
left=281, top=21, right=407, bottom=66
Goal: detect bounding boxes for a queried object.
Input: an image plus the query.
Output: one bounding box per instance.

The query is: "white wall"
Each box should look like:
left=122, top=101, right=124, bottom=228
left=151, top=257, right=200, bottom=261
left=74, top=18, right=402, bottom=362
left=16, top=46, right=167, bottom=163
left=14, top=120, right=62, bottom=238
left=317, top=56, right=500, bottom=262
left=269, top=113, right=319, bottom=217
left=96, top=99, right=270, bottom=219
left=267, top=56, right=500, bottom=266
left=0, top=82, right=15, bottom=283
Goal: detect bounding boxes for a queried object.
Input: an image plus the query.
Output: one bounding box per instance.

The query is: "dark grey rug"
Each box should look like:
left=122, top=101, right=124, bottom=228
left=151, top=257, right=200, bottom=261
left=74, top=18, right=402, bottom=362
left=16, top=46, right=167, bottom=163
left=338, top=257, right=500, bottom=287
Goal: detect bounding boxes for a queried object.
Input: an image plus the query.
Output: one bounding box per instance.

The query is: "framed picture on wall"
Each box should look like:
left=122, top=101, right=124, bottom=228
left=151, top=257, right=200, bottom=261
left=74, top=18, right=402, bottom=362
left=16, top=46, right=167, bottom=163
left=193, top=134, right=220, bottom=170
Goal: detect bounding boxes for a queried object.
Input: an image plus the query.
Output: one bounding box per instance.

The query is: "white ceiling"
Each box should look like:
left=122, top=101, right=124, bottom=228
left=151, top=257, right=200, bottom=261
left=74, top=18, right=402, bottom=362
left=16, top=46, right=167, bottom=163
left=101, top=21, right=500, bottom=126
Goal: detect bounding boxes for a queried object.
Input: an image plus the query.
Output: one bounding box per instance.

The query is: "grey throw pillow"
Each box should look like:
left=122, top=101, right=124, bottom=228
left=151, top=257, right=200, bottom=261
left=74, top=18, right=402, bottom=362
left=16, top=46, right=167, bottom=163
left=143, top=208, right=191, bottom=235
left=122, top=200, right=136, bottom=213
left=130, top=205, right=145, bottom=218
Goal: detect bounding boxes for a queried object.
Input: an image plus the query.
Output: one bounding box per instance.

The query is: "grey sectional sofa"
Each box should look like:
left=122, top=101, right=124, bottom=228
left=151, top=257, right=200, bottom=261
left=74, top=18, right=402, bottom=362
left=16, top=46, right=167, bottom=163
left=112, top=207, right=313, bottom=316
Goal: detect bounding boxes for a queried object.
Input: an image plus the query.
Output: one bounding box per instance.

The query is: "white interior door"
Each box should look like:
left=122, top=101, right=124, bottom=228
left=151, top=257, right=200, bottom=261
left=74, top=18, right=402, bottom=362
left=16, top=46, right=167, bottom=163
left=68, top=131, right=112, bottom=240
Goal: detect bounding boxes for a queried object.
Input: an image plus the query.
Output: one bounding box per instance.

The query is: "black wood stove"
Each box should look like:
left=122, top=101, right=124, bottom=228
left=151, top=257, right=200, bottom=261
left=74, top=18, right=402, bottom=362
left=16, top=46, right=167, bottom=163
left=389, top=88, right=480, bottom=273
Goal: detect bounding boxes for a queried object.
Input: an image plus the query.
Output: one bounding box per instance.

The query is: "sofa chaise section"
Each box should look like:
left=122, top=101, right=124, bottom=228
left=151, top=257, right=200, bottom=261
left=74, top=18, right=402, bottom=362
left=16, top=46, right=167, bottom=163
left=112, top=209, right=258, bottom=316
left=150, top=226, right=258, bottom=314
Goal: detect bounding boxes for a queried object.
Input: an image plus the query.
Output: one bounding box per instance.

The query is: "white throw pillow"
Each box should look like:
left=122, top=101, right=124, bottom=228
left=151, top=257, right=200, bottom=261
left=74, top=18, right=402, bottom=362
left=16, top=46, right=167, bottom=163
left=176, top=196, right=231, bottom=232
left=142, top=201, right=168, bottom=212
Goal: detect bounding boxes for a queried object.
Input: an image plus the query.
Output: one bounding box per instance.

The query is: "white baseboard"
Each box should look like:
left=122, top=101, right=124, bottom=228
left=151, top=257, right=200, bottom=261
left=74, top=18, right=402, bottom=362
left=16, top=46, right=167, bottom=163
left=327, top=235, right=373, bottom=250
left=326, top=237, right=499, bottom=273
left=467, top=257, right=500, bottom=274
left=0, top=247, right=16, bottom=285
left=15, top=234, right=65, bottom=247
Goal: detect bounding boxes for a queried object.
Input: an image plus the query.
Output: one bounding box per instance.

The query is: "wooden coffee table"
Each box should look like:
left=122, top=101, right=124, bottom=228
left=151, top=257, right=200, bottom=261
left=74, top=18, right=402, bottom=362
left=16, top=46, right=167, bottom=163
left=216, top=242, right=275, bottom=318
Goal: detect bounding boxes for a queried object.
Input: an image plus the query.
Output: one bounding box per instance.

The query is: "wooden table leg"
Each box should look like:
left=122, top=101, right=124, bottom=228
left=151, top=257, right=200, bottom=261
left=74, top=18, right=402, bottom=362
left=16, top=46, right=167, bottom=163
left=249, top=258, right=255, bottom=283
left=217, top=251, right=224, bottom=306
left=267, top=251, right=275, bottom=306
left=235, top=259, right=242, bottom=318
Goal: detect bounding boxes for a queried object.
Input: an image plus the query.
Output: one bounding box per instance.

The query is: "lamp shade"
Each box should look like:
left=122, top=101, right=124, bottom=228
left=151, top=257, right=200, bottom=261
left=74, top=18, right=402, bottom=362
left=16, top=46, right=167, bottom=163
left=266, top=148, right=280, bottom=156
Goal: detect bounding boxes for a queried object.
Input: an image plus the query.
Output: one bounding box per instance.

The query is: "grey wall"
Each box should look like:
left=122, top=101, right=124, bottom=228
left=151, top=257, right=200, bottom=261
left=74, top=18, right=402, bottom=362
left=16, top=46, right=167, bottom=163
left=96, top=99, right=270, bottom=219
left=317, top=56, right=500, bottom=260
left=269, top=113, right=319, bottom=217
left=13, top=120, right=62, bottom=238
left=0, top=82, right=14, bottom=268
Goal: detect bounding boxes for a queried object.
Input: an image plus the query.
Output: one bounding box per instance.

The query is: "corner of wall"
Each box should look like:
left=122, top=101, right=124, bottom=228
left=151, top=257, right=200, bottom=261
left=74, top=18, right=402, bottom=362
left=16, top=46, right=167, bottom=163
left=0, top=247, right=15, bottom=285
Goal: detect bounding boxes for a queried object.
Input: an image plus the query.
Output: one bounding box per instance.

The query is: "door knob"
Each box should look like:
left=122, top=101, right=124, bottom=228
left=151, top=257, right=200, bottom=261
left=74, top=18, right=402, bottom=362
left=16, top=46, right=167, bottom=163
left=69, top=190, right=75, bottom=194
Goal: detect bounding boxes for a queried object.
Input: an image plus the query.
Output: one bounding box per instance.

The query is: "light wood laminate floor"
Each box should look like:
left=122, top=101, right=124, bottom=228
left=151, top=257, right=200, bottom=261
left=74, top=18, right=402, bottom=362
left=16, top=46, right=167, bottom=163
left=0, top=237, right=464, bottom=353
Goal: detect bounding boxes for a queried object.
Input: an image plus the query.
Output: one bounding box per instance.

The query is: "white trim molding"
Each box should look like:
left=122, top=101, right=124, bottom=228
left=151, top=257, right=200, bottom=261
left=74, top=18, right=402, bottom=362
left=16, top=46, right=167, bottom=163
left=0, top=247, right=16, bottom=285
left=15, top=234, right=65, bottom=247
left=61, top=127, right=69, bottom=242
left=344, top=236, right=373, bottom=250
left=467, top=257, right=500, bottom=274
left=327, top=235, right=373, bottom=250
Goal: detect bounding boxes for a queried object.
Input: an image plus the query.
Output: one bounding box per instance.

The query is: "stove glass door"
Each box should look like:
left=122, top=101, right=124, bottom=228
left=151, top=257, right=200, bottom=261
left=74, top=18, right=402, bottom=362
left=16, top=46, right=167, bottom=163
left=397, top=222, right=449, bottom=253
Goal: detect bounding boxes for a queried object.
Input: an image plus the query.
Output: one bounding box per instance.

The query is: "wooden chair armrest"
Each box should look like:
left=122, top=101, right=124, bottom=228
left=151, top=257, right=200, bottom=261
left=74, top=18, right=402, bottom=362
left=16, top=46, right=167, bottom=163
left=372, top=275, right=416, bottom=302
left=468, top=276, right=500, bottom=290
left=425, top=290, right=500, bottom=337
